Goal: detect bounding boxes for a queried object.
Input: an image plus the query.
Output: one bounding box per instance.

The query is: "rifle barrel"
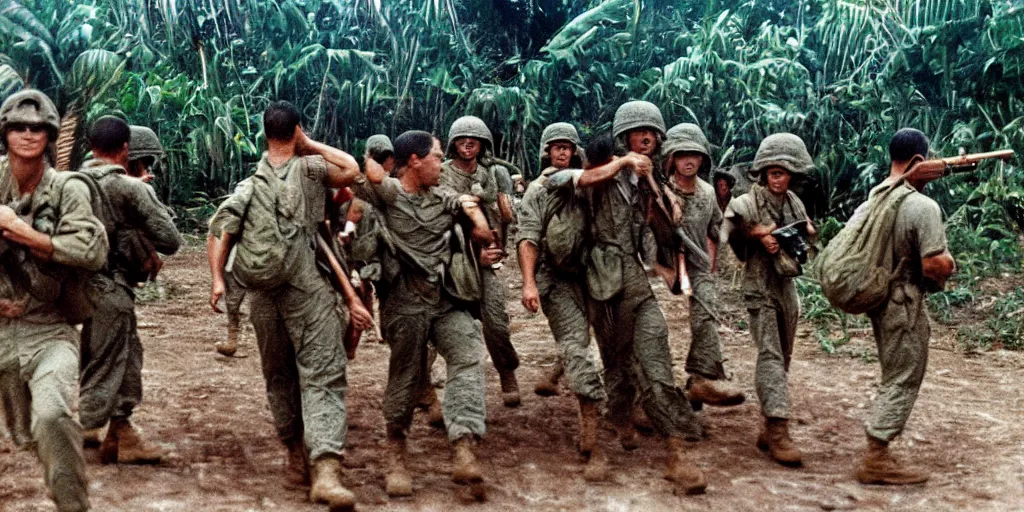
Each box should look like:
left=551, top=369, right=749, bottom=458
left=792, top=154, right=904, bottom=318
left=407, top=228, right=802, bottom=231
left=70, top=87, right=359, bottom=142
left=941, top=150, right=1015, bottom=166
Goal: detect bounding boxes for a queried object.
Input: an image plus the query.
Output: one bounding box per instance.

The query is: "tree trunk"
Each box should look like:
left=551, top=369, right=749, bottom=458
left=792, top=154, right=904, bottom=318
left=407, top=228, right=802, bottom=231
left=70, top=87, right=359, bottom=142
left=55, top=111, right=79, bottom=171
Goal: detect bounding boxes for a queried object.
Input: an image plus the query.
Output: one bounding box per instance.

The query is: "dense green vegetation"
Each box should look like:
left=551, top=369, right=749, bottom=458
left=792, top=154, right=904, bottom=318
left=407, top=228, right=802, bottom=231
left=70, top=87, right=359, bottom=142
left=3, top=0, right=1023, bottom=347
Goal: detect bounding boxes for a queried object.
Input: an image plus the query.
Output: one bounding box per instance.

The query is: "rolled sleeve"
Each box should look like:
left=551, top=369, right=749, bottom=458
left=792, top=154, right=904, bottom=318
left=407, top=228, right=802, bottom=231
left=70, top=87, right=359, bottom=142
left=910, top=195, right=948, bottom=258
left=208, top=179, right=252, bottom=238
left=515, top=182, right=546, bottom=248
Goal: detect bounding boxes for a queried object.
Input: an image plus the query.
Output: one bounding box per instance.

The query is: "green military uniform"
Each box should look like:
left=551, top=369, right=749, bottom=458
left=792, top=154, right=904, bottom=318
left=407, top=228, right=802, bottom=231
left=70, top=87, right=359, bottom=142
left=723, top=134, right=812, bottom=420
left=661, top=124, right=734, bottom=384
left=77, top=159, right=182, bottom=431
left=208, top=153, right=350, bottom=461
left=437, top=117, right=518, bottom=379
left=0, top=153, right=108, bottom=511
left=517, top=123, right=604, bottom=402
left=863, top=181, right=947, bottom=442
left=367, top=176, right=486, bottom=441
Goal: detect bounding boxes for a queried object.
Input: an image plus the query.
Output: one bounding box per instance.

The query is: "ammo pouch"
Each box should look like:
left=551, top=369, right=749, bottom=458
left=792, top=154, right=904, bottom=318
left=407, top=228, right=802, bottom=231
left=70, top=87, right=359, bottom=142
left=586, top=244, right=624, bottom=301
left=443, top=224, right=482, bottom=302
left=773, top=251, right=803, bottom=278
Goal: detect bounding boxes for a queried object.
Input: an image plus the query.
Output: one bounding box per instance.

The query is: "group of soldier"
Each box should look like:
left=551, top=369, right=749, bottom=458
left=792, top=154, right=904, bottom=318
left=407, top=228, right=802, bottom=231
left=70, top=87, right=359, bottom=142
left=0, top=87, right=954, bottom=512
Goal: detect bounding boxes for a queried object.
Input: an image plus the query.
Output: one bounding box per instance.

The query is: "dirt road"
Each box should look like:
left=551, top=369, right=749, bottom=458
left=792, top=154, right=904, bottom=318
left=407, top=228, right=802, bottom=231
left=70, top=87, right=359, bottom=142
left=3, top=247, right=1022, bottom=511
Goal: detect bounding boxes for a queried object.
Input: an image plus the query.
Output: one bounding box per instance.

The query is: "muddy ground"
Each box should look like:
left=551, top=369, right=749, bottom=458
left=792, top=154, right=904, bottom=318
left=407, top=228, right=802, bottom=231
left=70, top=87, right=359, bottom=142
left=2, top=246, right=1023, bottom=511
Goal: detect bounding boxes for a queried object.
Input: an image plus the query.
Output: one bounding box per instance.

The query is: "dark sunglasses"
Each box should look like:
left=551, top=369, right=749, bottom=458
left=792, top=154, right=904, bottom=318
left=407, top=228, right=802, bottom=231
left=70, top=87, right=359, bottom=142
left=7, top=124, right=48, bottom=134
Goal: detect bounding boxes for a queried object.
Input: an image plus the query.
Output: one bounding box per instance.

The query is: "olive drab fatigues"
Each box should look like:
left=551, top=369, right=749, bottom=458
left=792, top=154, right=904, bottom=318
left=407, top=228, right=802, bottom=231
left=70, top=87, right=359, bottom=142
left=76, top=160, right=182, bottom=431
left=586, top=171, right=702, bottom=440
left=516, top=168, right=605, bottom=402
left=365, top=177, right=486, bottom=441
left=864, top=185, right=947, bottom=442
left=438, top=161, right=519, bottom=374
left=671, top=178, right=728, bottom=379
left=0, top=164, right=108, bottom=512
left=724, top=184, right=808, bottom=419
left=208, top=154, right=350, bottom=461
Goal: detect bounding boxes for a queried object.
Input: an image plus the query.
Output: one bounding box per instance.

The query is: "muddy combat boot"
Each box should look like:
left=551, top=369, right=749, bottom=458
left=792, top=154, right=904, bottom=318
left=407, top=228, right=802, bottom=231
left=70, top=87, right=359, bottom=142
left=101, top=418, right=165, bottom=464
left=83, top=426, right=104, bottom=448
left=856, top=435, right=930, bottom=485
left=583, top=447, right=609, bottom=482
left=616, top=421, right=640, bottom=451
left=285, top=440, right=310, bottom=486
left=577, top=397, right=599, bottom=456
left=310, top=455, right=356, bottom=511
left=664, top=437, right=707, bottom=495
left=451, top=437, right=484, bottom=484
left=384, top=426, right=413, bottom=497
left=215, top=313, right=241, bottom=356
left=632, top=403, right=654, bottom=432
left=498, top=369, right=521, bottom=408
left=418, top=386, right=445, bottom=428
left=685, top=375, right=745, bottom=407
left=533, top=360, right=564, bottom=397
left=756, top=417, right=803, bottom=467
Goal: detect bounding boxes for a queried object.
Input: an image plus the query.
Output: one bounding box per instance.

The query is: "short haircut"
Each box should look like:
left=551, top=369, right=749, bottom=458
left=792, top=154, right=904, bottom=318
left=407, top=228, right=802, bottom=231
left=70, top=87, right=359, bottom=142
left=369, top=148, right=394, bottom=165
left=88, top=116, right=131, bottom=153
left=585, top=134, right=615, bottom=168
left=263, top=101, right=301, bottom=141
left=393, top=131, right=435, bottom=169
left=889, top=128, right=930, bottom=162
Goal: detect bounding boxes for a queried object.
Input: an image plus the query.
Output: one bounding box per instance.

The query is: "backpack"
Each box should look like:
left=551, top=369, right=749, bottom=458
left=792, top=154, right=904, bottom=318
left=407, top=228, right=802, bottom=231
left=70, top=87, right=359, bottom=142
left=540, top=170, right=589, bottom=273
left=231, top=156, right=308, bottom=290
left=815, top=180, right=916, bottom=314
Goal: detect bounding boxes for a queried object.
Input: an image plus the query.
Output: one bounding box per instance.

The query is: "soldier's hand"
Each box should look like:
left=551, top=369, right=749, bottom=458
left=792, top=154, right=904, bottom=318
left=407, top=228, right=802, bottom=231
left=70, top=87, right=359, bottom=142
left=0, top=205, right=17, bottom=231
left=626, top=153, right=653, bottom=177
left=0, top=297, right=27, bottom=318
left=761, top=234, right=780, bottom=255
left=348, top=301, right=374, bottom=331
left=521, top=283, right=540, bottom=313
left=210, top=278, right=226, bottom=313
left=479, top=247, right=504, bottom=266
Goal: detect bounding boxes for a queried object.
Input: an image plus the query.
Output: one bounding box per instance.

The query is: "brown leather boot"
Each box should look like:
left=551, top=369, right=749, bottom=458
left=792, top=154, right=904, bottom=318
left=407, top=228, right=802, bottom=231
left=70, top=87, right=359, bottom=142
left=616, top=422, right=640, bottom=451
left=664, top=437, right=707, bottom=495
left=285, top=440, right=310, bottom=486
left=384, top=425, right=413, bottom=497
left=856, top=435, right=929, bottom=485
left=533, top=360, right=564, bottom=397
left=686, top=375, right=745, bottom=407
left=216, top=313, right=241, bottom=356
left=309, top=455, right=356, bottom=511
left=583, top=447, right=609, bottom=482
left=498, top=369, right=521, bottom=408
left=83, top=426, right=104, bottom=448
left=418, top=386, right=445, bottom=429
left=756, top=417, right=803, bottom=467
left=632, top=403, right=654, bottom=432
left=577, top=397, right=600, bottom=456
left=451, top=437, right=484, bottom=484
left=101, top=418, right=164, bottom=465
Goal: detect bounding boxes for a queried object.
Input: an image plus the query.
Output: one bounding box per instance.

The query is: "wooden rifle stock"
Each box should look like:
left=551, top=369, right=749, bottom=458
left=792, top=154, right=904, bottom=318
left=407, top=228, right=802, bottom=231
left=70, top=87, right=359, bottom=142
left=905, top=149, right=1015, bottom=181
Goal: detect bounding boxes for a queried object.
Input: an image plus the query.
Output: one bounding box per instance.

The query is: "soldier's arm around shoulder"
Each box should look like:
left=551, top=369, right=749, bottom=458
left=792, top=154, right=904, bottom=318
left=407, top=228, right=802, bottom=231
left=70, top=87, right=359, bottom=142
left=52, top=178, right=109, bottom=272
left=127, top=179, right=183, bottom=255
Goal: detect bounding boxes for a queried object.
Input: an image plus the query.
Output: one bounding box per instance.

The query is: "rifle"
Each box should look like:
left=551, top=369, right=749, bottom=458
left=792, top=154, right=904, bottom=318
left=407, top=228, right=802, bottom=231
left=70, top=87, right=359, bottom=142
left=904, top=149, right=1015, bottom=182
left=314, top=226, right=375, bottom=360
left=641, top=172, right=695, bottom=296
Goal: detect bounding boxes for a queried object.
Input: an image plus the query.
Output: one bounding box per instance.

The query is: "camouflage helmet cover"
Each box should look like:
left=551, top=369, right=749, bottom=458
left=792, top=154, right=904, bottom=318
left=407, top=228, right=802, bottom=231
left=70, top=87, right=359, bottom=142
left=612, top=100, right=667, bottom=139
left=446, top=115, right=494, bottom=158
left=365, top=134, right=394, bottom=156
left=128, top=125, right=165, bottom=162
left=0, top=89, right=60, bottom=139
left=662, top=123, right=713, bottom=172
left=751, top=133, right=814, bottom=177
left=538, top=122, right=582, bottom=165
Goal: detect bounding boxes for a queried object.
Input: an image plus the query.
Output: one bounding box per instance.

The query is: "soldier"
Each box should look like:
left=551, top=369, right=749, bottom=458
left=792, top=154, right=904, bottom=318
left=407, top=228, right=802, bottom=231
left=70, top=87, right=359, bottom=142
left=855, top=128, right=954, bottom=485
left=722, top=133, right=816, bottom=467
left=360, top=130, right=496, bottom=498
left=517, top=122, right=607, bottom=479
left=713, top=170, right=736, bottom=213
left=578, top=101, right=707, bottom=495
left=207, top=101, right=373, bottom=511
left=661, top=124, right=745, bottom=409
left=76, top=117, right=183, bottom=464
left=437, top=115, right=521, bottom=407
left=0, top=89, right=108, bottom=512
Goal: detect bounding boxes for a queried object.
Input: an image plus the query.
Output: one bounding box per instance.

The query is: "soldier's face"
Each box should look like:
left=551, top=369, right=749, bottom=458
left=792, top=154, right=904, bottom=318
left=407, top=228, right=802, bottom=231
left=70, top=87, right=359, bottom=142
left=671, top=152, right=703, bottom=178
left=715, top=178, right=731, bottom=199
left=548, top=142, right=575, bottom=169
left=765, top=167, right=792, bottom=195
left=455, top=137, right=481, bottom=161
left=129, top=158, right=156, bottom=183
left=382, top=155, right=396, bottom=175
left=415, top=138, right=445, bottom=186
left=5, top=123, right=49, bottom=160
left=626, top=129, right=658, bottom=156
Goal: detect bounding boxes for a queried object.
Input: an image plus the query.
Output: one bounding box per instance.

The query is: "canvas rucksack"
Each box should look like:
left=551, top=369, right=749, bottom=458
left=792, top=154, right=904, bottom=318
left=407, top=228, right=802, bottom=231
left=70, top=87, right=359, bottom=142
left=231, top=155, right=308, bottom=290
left=815, top=180, right=916, bottom=314
left=539, top=170, right=589, bottom=273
